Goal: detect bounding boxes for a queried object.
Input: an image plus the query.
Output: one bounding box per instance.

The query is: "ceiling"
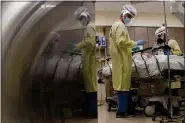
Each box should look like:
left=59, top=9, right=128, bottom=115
left=95, top=1, right=173, bottom=13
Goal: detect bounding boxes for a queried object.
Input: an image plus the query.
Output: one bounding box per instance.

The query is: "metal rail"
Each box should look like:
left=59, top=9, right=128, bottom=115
left=132, top=58, right=140, bottom=80
left=152, top=54, right=162, bottom=77
left=140, top=52, right=152, bottom=79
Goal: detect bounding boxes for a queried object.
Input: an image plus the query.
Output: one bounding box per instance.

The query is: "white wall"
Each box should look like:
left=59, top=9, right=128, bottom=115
left=95, top=11, right=184, bottom=27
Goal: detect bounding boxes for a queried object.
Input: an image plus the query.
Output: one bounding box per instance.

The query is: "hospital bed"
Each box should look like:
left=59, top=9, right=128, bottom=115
left=101, top=47, right=184, bottom=80
left=98, top=47, right=185, bottom=115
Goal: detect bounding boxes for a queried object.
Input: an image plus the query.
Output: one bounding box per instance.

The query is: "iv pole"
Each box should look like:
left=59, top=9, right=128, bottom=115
left=160, top=1, right=185, bottom=122
left=162, top=1, right=173, bottom=119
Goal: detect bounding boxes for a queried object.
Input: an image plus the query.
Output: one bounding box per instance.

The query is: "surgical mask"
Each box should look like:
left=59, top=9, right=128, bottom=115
left=157, top=38, right=164, bottom=44
left=157, top=34, right=166, bottom=44
left=123, top=17, right=131, bottom=25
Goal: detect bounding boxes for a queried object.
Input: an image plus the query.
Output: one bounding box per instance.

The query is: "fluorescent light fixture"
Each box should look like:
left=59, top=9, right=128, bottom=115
left=41, top=4, right=56, bottom=8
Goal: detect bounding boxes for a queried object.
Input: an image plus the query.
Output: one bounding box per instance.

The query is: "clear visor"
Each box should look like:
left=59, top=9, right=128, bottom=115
left=122, top=9, right=135, bottom=19
left=78, top=12, right=88, bottom=20
left=78, top=12, right=90, bottom=26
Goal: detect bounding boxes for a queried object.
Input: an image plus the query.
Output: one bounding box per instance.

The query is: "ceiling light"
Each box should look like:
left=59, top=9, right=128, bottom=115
left=41, top=4, right=56, bottom=8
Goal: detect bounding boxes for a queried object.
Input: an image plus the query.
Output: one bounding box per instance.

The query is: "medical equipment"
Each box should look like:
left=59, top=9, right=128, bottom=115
left=152, top=2, right=185, bottom=123
left=121, top=4, right=137, bottom=18
left=96, top=36, right=106, bottom=47
left=101, top=47, right=185, bottom=79
left=98, top=46, right=185, bottom=118
left=100, top=36, right=106, bottom=47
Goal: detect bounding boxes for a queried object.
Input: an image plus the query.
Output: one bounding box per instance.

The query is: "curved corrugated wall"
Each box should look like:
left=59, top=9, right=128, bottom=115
left=2, top=1, right=95, bottom=123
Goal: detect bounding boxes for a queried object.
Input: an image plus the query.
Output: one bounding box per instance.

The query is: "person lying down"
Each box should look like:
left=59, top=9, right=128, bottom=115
left=101, top=53, right=184, bottom=78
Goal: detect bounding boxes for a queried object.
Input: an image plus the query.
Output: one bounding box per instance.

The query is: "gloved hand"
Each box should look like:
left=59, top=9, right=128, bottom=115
left=136, top=40, right=146, bottom=45
left=132, top=46, right=140, bottom=52
left=163, top=45, right=171, bottom=55
left=163, top=45, right=171, bottom=50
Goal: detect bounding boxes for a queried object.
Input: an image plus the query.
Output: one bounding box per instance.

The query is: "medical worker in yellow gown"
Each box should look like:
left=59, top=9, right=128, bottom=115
left=153, top=25, right=182, bottom=56
left=74, top=7, right=97, bottom=118
left=109, top=4, right=146, bottom=118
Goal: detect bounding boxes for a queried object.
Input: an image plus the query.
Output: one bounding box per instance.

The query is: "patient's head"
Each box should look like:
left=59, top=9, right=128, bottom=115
left=155, top=26, right=168, bottom=44
left=157, top=34, right=166, bottom=44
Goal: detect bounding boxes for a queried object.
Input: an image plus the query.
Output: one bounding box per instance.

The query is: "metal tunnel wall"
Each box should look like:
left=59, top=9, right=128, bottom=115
left=2, top=1, right=95, bottom=123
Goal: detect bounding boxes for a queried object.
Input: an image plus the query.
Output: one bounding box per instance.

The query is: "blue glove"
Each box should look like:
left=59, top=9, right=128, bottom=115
left=136, top=40, right=146, bottom=45
left=163, top=45, right=172, bottom=55
left=132, top=46, right=140, bottom=52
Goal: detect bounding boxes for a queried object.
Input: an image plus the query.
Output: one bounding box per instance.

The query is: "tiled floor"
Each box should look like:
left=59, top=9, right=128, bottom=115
left=66, top=104, right=157, bottom=123
left=98, top=103, right=156, bottom=123
left=55, top=103, right=185, bottom=123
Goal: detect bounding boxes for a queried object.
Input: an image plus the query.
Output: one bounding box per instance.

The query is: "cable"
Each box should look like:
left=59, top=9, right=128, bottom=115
left=153, top=54, right=162, bottom=77
left=51, top=51, right=66, bottom=84
left=64, top=54, right=75, bottom=80
left=140, top=52, right=152, bottom=79
left=132, top=58, right=140, bottom=80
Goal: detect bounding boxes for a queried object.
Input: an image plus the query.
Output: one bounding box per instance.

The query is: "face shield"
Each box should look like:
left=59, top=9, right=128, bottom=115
left=74, top=7, right=91, bottom=27
left=155, top=26, right=167, bottom=44
left=120, top=4, right=137, bottom=25
left=78, top=12, right=91, bottom=26
left=121, top=11, right=134, bottom=25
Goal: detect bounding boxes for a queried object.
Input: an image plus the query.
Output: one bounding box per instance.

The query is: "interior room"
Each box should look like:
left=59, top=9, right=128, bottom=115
left=96, top=1, right=184, bottom=123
